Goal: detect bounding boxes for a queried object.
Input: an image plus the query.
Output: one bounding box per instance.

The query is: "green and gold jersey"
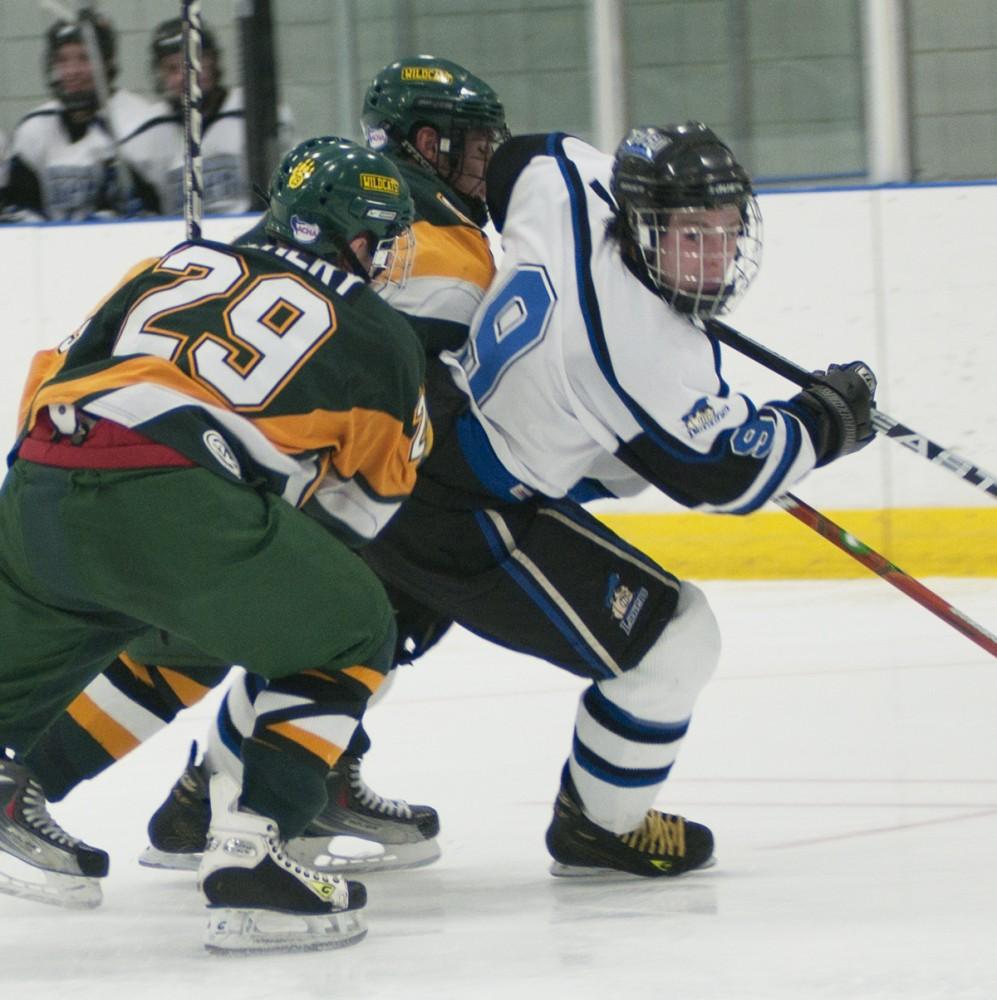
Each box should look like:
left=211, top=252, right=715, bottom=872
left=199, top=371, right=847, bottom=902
left=377, top=157, right=497, bottom=354
left=16, top=238, right=430, bottom=546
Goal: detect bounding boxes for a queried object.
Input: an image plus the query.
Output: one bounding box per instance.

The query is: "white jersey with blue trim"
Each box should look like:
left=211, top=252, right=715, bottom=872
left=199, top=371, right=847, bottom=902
left=120, top=87, right=295, bottom=216
left=443, top=133, right=819, bottom=514
left=4, top=91, right=152, bottom=220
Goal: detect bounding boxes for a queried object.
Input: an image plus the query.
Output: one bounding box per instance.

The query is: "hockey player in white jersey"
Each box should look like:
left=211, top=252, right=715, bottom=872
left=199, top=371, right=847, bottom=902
left=0, top=12, right=154, bottom=221
left=119, top=18, right=294, bottom=216
left=353, top=122, right=879, bottom=877
left=10, top=120, right=877, bottom=886
left=65, top=122, right=875, bottom=881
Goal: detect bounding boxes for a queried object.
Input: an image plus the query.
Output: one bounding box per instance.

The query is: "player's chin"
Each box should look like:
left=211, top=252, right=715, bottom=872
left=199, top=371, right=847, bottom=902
left=678, top=281, right=724, bottom=296
left=456, top=179, right=485, bottom=202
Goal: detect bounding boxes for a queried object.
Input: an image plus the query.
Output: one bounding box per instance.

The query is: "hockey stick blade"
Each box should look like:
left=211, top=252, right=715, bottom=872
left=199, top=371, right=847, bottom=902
left=776, top=493, right=997, bottom=658
left=706, top=318, right=997, bottom=501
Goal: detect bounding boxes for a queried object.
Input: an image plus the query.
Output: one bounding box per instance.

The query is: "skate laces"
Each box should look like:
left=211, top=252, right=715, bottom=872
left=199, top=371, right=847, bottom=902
left=19, top=778, right=84, bottom=849
left=216, top=815, right=343, bottom=890
left=264, top=824, right=344, bottom=889
left=345, top=759, right=413, bottom=819
left=178, top=761, right=209, bottom=799
left=620, top=810, right=687, bottom=858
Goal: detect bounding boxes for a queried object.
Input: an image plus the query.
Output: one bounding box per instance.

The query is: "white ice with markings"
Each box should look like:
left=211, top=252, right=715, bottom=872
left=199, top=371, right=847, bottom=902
left=3, top=579, right=995, bottom=1000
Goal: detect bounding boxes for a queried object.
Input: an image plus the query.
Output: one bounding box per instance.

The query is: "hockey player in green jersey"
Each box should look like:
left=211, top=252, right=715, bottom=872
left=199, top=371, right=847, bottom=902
left=154, top=55, right=512, bottom=870
left=0, top=136, right=429, bottom=952
left=362, top=55, right=510, bottom=353
left=19, top=56, right=511, bottom=878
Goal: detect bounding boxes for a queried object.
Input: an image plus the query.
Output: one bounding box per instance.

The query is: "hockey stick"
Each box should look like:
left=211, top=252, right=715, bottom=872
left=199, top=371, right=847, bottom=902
left=706, top=318, right=997, bottom=501
left=778, top=492, right=997, bottom=658
left=180, top=0, right=204, bottom=240
left=707, top=315, right=996, bottom=654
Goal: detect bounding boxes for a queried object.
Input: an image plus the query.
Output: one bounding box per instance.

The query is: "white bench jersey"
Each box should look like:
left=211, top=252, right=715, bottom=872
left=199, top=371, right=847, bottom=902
left=444, top=133, right=819, bottom=514
left=6, top=91, right=152, bottom=220
left=120, top=88, right=295, bottom=216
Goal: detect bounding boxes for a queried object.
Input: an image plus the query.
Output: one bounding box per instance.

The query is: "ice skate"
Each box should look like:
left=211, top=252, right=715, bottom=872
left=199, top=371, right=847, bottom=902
left=141, top=748, right=440, bottom=874
left=200, top=772, right=367, bottom=954
left=139, top=742, right=210, bottom=871
left=287, top=754, right=441, bottom=873
left=545, top=768, right=715, bottom=879
left=0, top=755, right=109, bottom=908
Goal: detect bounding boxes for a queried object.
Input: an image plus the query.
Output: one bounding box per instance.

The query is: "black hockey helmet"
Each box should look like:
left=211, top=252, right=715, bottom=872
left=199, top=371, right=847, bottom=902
left=150, top=16, right=219, bottom=67
left=361, top=55, right=509, bottom=209
left=149, top=16, right=222, bottom=91
left=45, top=10, right=117, bottom=111
left=610, top=122, right=762, bottom=318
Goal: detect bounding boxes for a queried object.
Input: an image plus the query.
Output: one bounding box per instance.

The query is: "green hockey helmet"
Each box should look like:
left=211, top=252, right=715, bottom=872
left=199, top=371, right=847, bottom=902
left=361, top=55, right=509, bottom=178
left=264, top=136, right=414, bottom=272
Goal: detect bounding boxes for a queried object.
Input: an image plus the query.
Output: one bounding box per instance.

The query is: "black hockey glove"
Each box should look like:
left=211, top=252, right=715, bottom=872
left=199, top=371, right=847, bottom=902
left=793, top=361, right=877, bottom=465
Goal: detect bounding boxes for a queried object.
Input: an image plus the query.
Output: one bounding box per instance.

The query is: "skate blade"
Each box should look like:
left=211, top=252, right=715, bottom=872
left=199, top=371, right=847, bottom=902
left=549, top=854, right=717, bottom=880
left=138, top=845, right=201, bottom=872
left=204, top=906, right=367, bottom=954
left=286, top=834, right=441, bottom=874
left=0, top=853, right=103, bottom=909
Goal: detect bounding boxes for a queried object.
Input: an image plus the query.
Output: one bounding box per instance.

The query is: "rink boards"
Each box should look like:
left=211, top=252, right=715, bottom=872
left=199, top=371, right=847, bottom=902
left=2, top=184, right=996, bottom=580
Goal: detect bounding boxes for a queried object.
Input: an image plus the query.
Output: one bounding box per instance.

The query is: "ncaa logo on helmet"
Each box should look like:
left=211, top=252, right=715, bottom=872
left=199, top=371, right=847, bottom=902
left=365, top=126, right=388, bottom=150
left=290, top=215, right=320, bottom=244
left=288, top=158, right=316, bottom=189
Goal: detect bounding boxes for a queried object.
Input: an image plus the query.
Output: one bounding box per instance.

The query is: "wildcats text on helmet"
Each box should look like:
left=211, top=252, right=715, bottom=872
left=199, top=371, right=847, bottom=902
left=360, top=173, right=401, bottom=195
left=401, top=66, right=454, bottom=84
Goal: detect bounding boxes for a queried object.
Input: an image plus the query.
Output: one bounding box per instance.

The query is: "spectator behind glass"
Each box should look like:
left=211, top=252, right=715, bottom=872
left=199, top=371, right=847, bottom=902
left=0, top=11, right=155, bottom=222
left=119, top=17, right=295, bottom=217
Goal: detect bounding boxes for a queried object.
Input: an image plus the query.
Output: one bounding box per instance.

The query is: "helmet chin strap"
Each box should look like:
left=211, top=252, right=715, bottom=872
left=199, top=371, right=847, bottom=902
left=334, top=235, right=372, bottom=283
left=399, top=128, right=489, bottom=224
left=400, top=137, right=442, bottom=179
left=401, top=130, right=462, bottom=187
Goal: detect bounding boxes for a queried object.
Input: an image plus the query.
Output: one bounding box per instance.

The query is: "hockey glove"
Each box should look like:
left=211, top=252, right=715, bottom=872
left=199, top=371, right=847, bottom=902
left=793, top=361, right=877, bottom=465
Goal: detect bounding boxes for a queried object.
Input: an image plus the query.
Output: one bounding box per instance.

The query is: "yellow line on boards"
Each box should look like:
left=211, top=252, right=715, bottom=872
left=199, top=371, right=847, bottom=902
left=596, top=507, right=997, bottom=579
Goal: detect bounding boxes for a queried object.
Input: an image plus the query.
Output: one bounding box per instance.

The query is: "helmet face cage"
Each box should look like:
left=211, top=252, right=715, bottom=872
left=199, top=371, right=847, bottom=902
left=434, top=118, right=511, bottom=191
left=46, top=15, right=117, bottom=111
left=370, top=226, right=416, bottom=292
left=628, top=195, right=762, bottom=319
left=362, top=57, right=508, bottom=193
left=612, top=123, right=762, bottom=318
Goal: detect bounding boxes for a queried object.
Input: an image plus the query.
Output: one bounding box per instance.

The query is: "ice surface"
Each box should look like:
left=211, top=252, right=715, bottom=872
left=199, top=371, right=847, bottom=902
left=3, top=579, right=995, bottom=1000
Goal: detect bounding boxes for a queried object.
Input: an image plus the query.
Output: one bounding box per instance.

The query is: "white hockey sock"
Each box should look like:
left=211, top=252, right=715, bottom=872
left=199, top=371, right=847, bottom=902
left=568, top=688, right=690, bottom=834
left=567, top=582, right=721, bottom=834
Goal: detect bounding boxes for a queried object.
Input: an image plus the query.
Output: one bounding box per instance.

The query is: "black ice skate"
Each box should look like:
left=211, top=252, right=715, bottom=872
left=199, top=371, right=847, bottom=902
left=0, top=755, right=109, bottom=908
left=545, top=767, right=715, bottom=878
left=140, top=742, right=210, bottom=871
left=141, top=746, right=441, bottom=874
left=200, top=772, right=367, bottom=954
